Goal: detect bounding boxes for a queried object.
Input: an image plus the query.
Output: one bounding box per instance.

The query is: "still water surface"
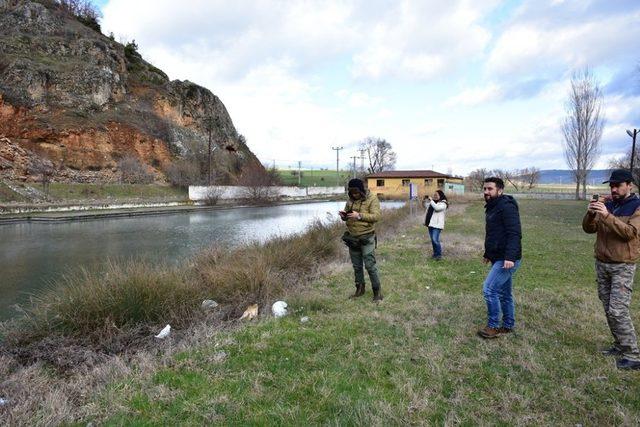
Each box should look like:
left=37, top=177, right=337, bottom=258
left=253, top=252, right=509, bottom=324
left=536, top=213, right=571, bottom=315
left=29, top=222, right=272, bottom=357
left=0, top=201, right=403, bottom=319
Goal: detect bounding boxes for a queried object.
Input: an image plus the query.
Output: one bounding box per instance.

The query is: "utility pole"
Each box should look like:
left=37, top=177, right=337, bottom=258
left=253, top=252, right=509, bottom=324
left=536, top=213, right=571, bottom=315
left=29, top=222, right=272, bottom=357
left=628, top=129, right=638, bottom=177
left=298, top=160, right=302, bottom=186
left=351, top=155, right=358, bottom=179
left=332, top=146, right=343, bottom=187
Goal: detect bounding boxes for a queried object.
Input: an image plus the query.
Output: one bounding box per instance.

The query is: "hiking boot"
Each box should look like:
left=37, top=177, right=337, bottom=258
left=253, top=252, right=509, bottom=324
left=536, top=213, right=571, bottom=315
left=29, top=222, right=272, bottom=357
left=372, top=289, right=383, bottom=302
left=498, top=327, right=513, bottom=335
left=349, top=283, right=365, bottom=299
left=616, top=358, right=640, bottom=370
left=477, top=326, right=500, bottom=339
left=600, top=346, right=623, bottom=357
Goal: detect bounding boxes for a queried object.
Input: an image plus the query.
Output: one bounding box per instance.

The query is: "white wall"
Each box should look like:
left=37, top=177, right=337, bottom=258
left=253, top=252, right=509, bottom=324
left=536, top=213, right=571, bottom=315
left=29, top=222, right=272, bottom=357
left=189, top=185, right=345, bottom=201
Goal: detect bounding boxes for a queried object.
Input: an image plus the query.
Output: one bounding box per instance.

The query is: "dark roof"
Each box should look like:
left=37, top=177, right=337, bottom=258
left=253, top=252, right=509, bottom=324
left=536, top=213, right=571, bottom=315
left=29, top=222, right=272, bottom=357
left=366, top=170, right=453, bottom=179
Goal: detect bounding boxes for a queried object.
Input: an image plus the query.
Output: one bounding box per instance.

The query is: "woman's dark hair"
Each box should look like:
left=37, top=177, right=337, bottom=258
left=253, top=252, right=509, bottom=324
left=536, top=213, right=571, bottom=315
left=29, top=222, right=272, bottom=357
left=436, top=190, right=447, bottom=201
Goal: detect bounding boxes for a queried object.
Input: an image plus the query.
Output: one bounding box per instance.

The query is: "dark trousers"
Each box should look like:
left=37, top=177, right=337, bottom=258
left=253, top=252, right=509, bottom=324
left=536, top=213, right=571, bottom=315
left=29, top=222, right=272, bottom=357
left=348, top=234, right=381, bottom=290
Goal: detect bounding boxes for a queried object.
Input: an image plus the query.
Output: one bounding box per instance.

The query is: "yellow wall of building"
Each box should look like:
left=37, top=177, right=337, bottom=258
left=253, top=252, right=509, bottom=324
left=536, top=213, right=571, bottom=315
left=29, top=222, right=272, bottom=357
left=366, top=177, right=464, bottom=199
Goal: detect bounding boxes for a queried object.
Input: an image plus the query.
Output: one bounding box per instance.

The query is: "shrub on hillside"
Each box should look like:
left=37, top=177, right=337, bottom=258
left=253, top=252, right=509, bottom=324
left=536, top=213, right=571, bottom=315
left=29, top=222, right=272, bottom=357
left=118, top=155, right=154, bottom=184
left=56, top=0, right=102, bottom=32
left=165, top=159, right=201, bottom=188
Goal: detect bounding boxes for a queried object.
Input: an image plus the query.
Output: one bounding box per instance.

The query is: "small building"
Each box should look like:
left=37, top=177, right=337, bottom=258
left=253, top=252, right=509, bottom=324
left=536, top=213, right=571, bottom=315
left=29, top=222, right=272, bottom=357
left=366, top=170, right=465, bottom=199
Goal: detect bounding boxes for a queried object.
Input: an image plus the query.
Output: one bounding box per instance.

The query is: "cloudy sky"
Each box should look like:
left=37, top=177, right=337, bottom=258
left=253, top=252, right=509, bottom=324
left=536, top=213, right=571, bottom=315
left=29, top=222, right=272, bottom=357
left=97, top=0, right=640, bottom=174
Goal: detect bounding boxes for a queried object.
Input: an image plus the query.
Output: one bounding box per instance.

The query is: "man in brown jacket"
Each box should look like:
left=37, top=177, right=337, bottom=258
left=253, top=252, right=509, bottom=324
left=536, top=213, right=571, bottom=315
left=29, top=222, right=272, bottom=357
left=583, top=169, right=640, bottom=370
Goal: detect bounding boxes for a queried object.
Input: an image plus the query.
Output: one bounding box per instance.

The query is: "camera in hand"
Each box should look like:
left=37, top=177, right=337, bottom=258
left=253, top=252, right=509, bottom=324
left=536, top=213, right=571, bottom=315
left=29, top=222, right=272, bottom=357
left=592, top=194, right=599, bottom=201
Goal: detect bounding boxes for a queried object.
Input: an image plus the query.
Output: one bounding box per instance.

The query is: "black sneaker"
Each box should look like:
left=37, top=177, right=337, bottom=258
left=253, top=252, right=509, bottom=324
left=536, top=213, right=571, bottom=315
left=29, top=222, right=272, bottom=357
left=600, top=346, right=623, bottom=357
left=616, top=358, right=640, bottom=370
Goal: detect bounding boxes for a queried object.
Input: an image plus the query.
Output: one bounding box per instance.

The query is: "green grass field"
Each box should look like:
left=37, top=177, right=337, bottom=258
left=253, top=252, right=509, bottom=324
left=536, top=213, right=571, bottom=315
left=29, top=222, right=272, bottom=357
left=82, top=199, right=640, bottom=425
left=505, top=182, right=610, bottom=194
left=45, top=183, right=188, bottom=201
left=0, top=181, right=26, bottom=203
left=0, top=182, right=188, bottom=204
left=277, top=169, right=352, bottom=187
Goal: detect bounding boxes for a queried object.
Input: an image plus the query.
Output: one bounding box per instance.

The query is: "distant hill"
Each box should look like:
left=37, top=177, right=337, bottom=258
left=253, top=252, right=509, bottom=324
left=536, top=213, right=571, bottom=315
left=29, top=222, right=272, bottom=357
left=539, top=170, right=610, bottom=185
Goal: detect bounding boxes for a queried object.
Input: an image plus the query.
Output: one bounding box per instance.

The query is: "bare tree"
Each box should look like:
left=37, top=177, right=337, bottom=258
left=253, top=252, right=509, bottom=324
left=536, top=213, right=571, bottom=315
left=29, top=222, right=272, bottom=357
left=359, top=137, right=397, bottom=174
left=519, top=167, right=541, bottom=190
left=486, top=169, right=515, bottom=190
left=29, top=157, right=55, bottom=195
left=237, top=163, right=280, bottom=203
left=118, top=155, right=153, bottom=184
left=562, top=69, right=605, bottom=200
left=202, top=187, right=223, bottom=206
left=466, top=168, right=489, bottom=192
left=502, top=170, right=521, bottom=192
left=165, top=159, right=200, bottom=188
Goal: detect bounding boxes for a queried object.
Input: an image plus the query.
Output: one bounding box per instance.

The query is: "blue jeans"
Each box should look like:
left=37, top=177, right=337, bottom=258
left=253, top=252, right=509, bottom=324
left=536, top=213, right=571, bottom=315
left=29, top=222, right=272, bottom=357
left=483, top=260, right=521, bottom=329
left=428, top=227, right=442, bottom=258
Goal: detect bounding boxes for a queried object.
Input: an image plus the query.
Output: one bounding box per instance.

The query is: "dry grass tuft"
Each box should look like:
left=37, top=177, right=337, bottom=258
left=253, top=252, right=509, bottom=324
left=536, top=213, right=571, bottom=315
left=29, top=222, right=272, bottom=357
left=442, top=232, right=484, bottom=259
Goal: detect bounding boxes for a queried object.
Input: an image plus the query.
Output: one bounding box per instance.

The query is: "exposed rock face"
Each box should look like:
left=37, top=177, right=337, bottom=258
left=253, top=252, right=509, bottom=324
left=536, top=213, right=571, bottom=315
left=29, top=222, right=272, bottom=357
left=0, top=0, right=260, bottom=183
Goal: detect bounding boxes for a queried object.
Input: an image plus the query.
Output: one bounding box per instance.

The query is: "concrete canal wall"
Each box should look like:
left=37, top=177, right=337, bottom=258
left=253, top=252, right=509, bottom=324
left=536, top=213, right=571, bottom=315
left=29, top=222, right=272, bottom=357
left=189, top=185, right=345, bottom=201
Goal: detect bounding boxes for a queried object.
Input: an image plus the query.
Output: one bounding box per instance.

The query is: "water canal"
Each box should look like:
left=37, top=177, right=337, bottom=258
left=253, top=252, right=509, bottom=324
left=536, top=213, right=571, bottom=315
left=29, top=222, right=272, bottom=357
left=0, top=201, right=404, bottom=319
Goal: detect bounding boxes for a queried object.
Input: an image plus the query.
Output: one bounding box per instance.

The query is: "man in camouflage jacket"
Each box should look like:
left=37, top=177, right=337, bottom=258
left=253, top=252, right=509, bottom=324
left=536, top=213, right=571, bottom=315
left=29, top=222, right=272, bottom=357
left=583, top=169, right=640, bottom=370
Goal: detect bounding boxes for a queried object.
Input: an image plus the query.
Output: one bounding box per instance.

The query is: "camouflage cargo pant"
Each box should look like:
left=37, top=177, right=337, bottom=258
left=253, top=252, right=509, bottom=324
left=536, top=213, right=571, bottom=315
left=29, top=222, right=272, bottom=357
left=595, top=260, right=640, bottom=361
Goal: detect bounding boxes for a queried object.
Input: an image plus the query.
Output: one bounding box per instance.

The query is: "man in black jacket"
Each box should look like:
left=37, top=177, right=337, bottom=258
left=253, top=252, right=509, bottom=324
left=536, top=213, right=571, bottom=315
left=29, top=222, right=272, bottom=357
left=478, top=177, right=523, bottom=339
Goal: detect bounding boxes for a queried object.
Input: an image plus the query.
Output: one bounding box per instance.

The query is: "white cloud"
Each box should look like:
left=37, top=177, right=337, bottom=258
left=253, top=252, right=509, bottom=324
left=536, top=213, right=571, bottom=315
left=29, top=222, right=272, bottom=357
left=444, top=83, right=503, bottom=108
left=350, top=1, right=496, bottom=80
left=99, top=0, right=640, bottom=175
left=487, top=9, right=640, bottom=78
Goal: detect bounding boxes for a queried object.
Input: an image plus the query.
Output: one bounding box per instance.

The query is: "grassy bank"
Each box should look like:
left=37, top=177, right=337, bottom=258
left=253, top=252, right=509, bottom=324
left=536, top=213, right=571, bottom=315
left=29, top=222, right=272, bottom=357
left=97, top=200, right=640, bottom=424
left=4, top=200, right=640, bottom=424
left=0, top=206, right=406, bottom=356
left=43, top=183, right=188, bottom=201
left=0, top=182, right=188, bottom=204
left=0, top=181, right=26, bottom=203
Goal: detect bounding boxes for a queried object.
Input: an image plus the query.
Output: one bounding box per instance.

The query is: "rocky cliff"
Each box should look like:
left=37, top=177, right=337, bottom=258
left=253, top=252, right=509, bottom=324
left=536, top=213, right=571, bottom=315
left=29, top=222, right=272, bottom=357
left=0, top=0, right=261, bottom=184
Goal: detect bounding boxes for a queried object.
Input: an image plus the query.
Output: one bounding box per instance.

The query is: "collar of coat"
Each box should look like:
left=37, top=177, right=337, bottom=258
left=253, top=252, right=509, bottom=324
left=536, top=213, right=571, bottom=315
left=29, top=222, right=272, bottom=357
left=605, top=193, right=640, bottom=217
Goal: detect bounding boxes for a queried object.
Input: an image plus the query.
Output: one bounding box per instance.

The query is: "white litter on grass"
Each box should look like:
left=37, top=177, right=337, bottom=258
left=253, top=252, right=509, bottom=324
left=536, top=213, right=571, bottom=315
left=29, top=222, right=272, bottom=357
left=201, top=299, right=219, bottom=310
left=155, top=324, right=171, bottom=339
left=426, top=286, right=430, bottom=290
left=240, top=304, right=259, bottom=320
left=272, top=301, right=288, bottom=318
left=0, top=398, right=8, bottom=406
left=470, top=271, right=477, bottom=274
left=300, top=316, right=310, bottom=323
